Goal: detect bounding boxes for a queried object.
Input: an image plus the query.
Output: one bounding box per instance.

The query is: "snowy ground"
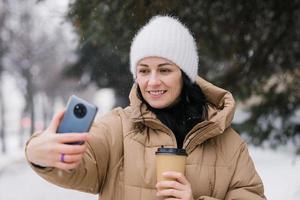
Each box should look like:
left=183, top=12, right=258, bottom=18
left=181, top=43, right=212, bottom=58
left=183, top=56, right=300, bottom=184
left=1, top=144, right=300, bottom=200
left=250, top=147, right=300, bottom=199
left=0, top=149, right=97, bottom=200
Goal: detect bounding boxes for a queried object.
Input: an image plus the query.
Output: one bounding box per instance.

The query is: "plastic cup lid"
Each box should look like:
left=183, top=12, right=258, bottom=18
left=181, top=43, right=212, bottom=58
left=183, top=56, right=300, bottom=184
left=155, top=146, right=187, bottom=156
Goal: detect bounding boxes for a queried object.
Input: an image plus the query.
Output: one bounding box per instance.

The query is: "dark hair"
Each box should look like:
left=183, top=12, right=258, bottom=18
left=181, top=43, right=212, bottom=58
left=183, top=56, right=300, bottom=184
left=136, top=71, right=208, bottom=147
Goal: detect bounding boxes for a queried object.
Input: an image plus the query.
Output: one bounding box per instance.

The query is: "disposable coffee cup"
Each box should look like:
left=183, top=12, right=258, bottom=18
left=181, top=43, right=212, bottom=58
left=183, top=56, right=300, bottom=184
left=155, top=147, right=187, bottom=182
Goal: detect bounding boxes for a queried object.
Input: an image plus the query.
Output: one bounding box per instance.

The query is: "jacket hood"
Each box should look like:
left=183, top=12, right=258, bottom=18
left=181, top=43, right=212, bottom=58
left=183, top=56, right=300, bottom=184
left=128, top=76, right=236, bottom=153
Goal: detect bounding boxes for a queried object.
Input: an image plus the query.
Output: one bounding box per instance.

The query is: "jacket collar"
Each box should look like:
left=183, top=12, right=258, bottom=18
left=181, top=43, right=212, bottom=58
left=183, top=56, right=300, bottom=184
left=128, top=76, right=236, bottom=153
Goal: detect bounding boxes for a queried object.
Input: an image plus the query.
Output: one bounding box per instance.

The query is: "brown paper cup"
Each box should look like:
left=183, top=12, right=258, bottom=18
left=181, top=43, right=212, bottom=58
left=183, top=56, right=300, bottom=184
left=155, top=147, right=187, bottom=182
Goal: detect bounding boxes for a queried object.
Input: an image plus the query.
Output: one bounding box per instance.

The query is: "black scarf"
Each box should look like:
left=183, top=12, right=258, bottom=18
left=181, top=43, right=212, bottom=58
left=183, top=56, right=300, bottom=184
left=148, top=100, right=203, bottom=149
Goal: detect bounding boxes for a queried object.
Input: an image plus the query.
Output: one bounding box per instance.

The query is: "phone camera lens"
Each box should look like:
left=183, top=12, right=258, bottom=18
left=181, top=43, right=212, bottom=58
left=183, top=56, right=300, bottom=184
left=73, top=103, right=87, bottom=118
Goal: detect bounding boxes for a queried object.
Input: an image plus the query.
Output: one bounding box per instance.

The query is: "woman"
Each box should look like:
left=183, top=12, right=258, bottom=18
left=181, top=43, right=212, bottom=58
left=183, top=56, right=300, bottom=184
left=26, top=15, right=266, bottom=200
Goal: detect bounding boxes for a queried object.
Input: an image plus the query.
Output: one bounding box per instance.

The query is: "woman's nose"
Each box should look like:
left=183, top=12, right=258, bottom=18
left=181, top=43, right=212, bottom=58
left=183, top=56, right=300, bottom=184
left=148, top=73, right=161, bottom=86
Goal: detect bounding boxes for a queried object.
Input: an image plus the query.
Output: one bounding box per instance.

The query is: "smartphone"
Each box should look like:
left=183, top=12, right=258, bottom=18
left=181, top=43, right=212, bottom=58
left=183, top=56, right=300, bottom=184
left=57, top=95, right=98, bottom=136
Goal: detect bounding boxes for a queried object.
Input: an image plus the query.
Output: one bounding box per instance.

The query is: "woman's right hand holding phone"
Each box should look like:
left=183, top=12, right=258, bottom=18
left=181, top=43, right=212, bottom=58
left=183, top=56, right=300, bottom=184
left=26, top=110, right=91, bottom=171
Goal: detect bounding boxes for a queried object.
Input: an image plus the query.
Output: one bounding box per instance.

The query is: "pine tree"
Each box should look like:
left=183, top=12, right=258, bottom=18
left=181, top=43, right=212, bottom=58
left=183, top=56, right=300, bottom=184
left=66, top=0, right=300, bottom=151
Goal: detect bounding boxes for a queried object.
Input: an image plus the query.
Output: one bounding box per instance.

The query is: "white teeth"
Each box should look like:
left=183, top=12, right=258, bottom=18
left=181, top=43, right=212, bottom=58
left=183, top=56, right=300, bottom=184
left=149, top=90, right=165, bottom=95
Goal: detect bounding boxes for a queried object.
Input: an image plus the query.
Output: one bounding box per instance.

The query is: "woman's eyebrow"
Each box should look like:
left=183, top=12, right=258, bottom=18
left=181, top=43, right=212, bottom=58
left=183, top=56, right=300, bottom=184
left=138, top=62, right=173, bottom=67
left=158, top=62, right=173, bottom=67
left=138, top=64, right=149, bottom=67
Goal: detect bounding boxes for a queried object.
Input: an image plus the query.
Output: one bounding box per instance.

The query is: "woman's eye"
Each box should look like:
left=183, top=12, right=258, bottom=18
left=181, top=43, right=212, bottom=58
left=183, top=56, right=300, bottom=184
left=160, top=68, right=171, bottom=73
left=138, top=69, right=149, bottom=74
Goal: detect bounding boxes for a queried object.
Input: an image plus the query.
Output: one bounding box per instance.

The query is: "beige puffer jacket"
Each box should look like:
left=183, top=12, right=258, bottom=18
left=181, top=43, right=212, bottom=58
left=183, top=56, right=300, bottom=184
left=27, top=77, right=266, bottom=200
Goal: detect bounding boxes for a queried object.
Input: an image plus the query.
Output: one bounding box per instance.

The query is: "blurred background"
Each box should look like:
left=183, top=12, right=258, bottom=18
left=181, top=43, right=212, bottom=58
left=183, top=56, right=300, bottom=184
left=0, top=0, right=299, bottom=199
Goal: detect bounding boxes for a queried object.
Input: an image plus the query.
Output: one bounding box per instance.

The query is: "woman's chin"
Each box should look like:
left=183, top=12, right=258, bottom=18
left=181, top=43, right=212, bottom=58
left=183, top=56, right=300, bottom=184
left=148, top=102, right=166, bottom=109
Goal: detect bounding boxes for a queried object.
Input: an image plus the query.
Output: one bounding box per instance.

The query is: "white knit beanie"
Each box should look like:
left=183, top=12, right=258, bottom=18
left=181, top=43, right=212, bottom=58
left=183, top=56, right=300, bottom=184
left=130, top=15, right=199, bottom=82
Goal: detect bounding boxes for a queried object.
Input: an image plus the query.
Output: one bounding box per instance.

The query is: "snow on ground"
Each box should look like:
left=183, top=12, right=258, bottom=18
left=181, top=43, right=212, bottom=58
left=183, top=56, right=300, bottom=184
left=0, top=136, right=98, bottom=200
left=1, top=141, right=300, bottom=199
left=250, top=146, right=300, bottom=199
left=0, top=157, right=97, bottom=200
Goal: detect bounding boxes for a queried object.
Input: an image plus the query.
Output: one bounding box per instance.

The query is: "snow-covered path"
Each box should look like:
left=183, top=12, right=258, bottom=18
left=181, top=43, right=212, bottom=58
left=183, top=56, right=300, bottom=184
left=0, top=158, right=97, bottom=200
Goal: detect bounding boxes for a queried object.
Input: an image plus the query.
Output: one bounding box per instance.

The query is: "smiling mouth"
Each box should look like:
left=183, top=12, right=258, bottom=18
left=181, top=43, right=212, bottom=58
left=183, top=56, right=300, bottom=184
left=148, top=90, right=166, bottom=96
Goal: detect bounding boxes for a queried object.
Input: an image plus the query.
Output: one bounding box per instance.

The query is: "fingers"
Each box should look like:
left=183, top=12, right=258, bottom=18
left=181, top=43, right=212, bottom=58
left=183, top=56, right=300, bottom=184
left=26, top=118, right=92, bottom=171
left=47, top=110, right=65, bottom=132
left=156, top=180, right=183, bottom=191
left=55, top=160, right=82, bottom=170
left=62, top=153, right=85, bottom=163
left=58, top=143, right=87, bottom=154
left=54, top=152, right=85, bottom=170
left=54, top=143, right=87, bottom=170
left=162, top=171, right=189, bottom=185
left=156, top=183, right=193, bottom=200
left=156, top=188, right=182, bottom=199
left=57, top=133, right=90, bottom=143
left=156, top=172, right=193, bottom=200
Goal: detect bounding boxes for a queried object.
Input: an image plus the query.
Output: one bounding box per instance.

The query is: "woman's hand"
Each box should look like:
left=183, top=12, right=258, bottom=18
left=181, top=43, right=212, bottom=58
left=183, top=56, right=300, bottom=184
left=156, top=171, right=194, bottom=200
left=26, top=110, right=91, bottom=170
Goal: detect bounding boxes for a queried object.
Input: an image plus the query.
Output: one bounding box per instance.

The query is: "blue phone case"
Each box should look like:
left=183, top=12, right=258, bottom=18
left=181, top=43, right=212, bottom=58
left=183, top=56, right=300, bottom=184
left=57, top=95, right=98, bottom=134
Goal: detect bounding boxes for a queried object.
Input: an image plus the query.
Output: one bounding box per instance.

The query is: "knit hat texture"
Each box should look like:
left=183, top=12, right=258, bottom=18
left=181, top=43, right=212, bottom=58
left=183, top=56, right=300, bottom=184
left=130, top=15, right=199, bottom=82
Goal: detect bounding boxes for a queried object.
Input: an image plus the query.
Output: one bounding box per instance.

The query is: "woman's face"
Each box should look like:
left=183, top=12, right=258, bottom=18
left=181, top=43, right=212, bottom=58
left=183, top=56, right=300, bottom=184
left=136, top=57, right=183, bottom=109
